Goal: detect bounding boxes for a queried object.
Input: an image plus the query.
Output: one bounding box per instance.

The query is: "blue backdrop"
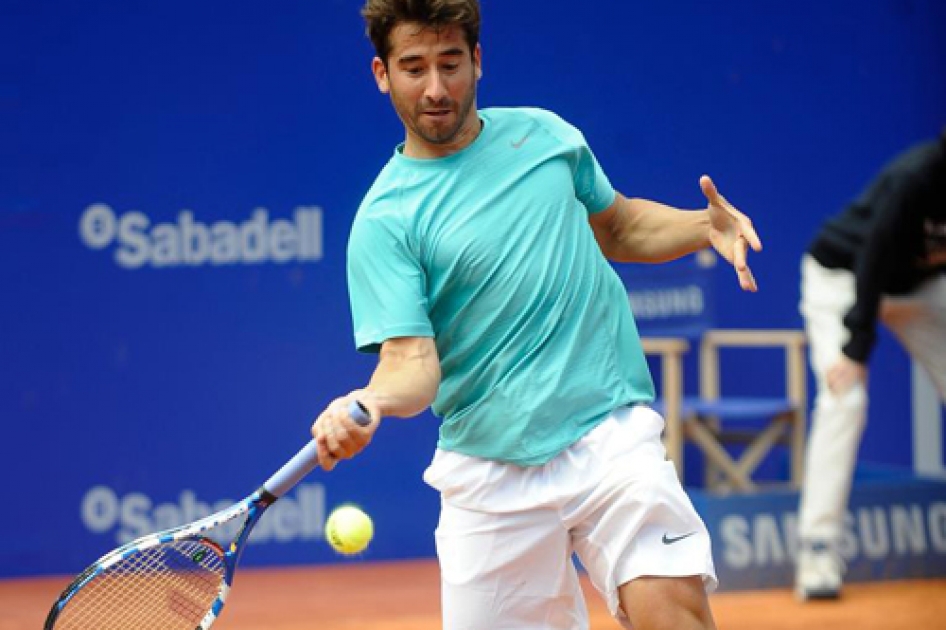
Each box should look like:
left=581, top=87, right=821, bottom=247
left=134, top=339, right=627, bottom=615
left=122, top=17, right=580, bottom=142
left=1, top=0, right=944, bottom=577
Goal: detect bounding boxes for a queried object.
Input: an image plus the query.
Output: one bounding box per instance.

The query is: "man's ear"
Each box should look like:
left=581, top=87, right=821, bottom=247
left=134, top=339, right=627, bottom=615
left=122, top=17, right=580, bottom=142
left=372, top=57, right=390, bottom=94
left=474, top=44, right=483, bottom=80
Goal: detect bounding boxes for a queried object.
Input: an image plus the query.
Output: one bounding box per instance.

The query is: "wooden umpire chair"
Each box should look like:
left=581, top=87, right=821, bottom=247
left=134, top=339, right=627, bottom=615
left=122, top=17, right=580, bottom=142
left=643, top=330, right=808, bottom=492
left=620, top=252, right=808, bottom=491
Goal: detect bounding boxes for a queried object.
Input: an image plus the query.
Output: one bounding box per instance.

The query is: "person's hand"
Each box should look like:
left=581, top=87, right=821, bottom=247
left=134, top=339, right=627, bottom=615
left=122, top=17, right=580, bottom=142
left=701, top=175, right=762, bottom=292
left=826, top=355, right=868, bottom=395
left=310, top=392, right=381, bottom=471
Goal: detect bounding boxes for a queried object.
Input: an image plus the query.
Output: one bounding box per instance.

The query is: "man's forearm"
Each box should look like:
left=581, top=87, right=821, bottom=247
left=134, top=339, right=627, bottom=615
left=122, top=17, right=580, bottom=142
left=363, top=338, right=441, bottom=418
left=594, top=195, right=711, bottom=263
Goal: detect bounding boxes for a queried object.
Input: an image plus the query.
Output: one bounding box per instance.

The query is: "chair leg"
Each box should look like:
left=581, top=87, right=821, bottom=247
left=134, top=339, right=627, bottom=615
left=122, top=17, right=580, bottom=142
left=684, top=420, right=756, bottom=491
left=790, top=410, right=805, bottom=489
left=732, top=415, right=790, bottom=482
left=702, top=415, right=725, bottom=490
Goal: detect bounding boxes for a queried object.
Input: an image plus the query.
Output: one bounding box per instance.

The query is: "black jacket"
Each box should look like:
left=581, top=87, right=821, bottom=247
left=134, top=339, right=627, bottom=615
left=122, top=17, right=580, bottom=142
left=809, top=133, right=946, bottom=363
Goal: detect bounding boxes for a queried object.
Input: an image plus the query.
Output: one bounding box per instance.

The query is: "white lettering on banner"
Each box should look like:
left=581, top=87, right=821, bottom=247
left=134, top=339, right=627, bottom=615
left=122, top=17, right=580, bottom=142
left=891, top=505, right=927, bottom=554
left=78, top=204, right=323, bottom=269
left=720, top=513, right=799, bottom=569
left=627, top=285, right=704, bottom=320
left=719, top=502, right=946, bottom=570
left=931, top=503, right=946, bottom=550
left=80, top=483, right=326, bottom=546
left=857, top=508, right=889, bottom=559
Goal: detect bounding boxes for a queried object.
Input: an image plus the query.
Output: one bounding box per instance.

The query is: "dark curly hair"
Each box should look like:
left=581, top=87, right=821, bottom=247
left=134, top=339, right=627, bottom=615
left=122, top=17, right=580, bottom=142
left=361, top=0, right=481, bottom=65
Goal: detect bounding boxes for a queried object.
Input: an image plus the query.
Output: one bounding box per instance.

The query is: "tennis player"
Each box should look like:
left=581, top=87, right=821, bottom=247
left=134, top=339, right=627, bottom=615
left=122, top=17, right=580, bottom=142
left=311, top=1, right=762, bottom=628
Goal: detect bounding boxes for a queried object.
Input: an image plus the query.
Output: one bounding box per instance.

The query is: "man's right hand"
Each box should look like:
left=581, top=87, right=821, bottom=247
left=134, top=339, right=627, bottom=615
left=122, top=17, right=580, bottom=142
left=826, top=355, right=868, bottom=395
left=311, top=393, right=380, bottom=471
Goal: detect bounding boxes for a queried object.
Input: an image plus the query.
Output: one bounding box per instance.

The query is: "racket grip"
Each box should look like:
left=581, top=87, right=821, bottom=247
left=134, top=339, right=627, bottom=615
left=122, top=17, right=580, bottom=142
left=348, top=400, right=372, bottom=426
left=264, top=400, right=373, bottom=497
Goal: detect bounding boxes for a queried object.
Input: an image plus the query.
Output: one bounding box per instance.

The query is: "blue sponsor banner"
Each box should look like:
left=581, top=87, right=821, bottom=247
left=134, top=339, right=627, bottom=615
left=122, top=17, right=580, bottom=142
left=0, top=1, right=445, bottom=579
left=0, top=198, right=438, bottom=578
left=694, top=472, right=946, bottom=591
left=612, top=253, right=717, bottom=339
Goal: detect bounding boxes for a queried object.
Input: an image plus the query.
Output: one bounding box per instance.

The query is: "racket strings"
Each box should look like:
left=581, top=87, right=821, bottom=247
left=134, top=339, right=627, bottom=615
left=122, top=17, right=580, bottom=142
left=55, top=539, right=225, bottom=629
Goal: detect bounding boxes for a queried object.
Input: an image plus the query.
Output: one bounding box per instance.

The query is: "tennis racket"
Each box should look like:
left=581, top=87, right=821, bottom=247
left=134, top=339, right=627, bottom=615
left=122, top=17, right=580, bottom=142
left=45, top=400, right=372, bottom=630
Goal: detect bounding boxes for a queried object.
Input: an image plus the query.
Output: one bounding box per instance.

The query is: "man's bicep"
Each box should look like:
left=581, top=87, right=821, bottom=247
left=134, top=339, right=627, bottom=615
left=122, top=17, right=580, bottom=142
left=588, top=193, right=633, bottom=258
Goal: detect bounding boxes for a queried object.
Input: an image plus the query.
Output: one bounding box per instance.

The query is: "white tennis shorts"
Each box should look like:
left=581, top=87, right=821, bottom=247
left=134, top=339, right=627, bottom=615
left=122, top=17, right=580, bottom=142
left=423, top=404, right=717, bottom=630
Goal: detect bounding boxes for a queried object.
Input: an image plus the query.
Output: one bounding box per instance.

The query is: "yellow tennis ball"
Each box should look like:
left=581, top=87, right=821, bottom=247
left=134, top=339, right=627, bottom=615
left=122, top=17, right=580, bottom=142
left=325, top=505, right=374, bottom=555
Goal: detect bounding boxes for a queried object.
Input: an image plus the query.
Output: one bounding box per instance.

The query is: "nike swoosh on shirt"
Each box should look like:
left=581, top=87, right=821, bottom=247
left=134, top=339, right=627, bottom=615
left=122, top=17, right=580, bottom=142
left=662, top=532, right=697, bottom=545
left=510, top=131, right=532, bottom=148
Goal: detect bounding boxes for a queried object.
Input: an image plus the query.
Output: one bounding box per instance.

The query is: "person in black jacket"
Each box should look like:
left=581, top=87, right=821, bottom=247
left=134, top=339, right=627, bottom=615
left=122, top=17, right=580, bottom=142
left=795, top=131, right=946, bottom=601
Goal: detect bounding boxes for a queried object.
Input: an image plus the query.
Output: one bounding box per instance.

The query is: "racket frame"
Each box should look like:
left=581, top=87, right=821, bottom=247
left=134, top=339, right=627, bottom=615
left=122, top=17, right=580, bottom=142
left=45, top=488, right=274, bottom=629
left=45, top=401, right=370, bottom=629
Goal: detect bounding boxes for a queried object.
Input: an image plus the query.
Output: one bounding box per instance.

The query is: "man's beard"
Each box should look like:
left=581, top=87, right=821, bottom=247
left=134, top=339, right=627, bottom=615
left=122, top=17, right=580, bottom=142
left=399, top=81, right=477, bottom=146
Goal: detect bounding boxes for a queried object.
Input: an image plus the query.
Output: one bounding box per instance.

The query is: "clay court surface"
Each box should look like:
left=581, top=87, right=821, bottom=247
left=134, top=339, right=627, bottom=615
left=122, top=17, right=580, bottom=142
left=7, top=559, right=945, bottom=629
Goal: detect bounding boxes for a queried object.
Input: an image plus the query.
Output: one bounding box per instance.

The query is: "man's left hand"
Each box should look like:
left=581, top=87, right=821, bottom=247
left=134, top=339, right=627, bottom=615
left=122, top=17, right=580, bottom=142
left=702, top=175, right=762, bottom=292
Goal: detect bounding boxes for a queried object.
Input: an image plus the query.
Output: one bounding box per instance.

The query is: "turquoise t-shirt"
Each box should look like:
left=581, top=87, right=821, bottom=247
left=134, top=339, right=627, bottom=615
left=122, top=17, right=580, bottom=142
left=348, top=107, right=654, bottom=465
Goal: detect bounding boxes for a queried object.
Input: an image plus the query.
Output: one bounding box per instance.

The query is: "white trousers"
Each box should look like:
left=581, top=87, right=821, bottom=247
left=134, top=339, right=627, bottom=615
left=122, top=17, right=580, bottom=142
left=797, top=255, right=946, bottom=543
left=423, top=405, right=716, bottom=630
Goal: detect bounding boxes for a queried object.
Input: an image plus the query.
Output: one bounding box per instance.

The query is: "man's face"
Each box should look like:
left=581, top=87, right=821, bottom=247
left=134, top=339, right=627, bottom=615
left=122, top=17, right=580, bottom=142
left=372, top=23, right=482, bottom=158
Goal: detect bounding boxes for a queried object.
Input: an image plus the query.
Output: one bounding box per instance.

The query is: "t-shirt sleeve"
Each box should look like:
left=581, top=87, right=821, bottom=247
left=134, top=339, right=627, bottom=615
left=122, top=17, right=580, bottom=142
left=532, top=109, right=616, bottom=214
left=347, top=209, right=434, bottom=353
left=573, top=137, right=616, bottom=214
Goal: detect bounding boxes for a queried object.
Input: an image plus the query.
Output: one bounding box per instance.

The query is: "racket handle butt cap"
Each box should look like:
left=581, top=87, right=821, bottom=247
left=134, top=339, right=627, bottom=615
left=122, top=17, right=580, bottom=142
left=348, top=400, right=372, bottom=426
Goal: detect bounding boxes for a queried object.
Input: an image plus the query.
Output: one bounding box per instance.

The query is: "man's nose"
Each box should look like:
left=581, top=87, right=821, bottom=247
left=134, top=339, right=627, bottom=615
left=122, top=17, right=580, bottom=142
left=424, top=71, right=448, bottom=102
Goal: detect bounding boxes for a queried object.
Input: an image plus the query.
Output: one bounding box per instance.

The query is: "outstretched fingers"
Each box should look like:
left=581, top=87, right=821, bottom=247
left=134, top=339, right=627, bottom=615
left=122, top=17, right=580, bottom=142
left=701, top=174, right=763, bottom=251
left=701, top=174, right=762, bottom=292
left=734, top=236, right=758, bottom=292
left=699, top=174, right=722, bottom=207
